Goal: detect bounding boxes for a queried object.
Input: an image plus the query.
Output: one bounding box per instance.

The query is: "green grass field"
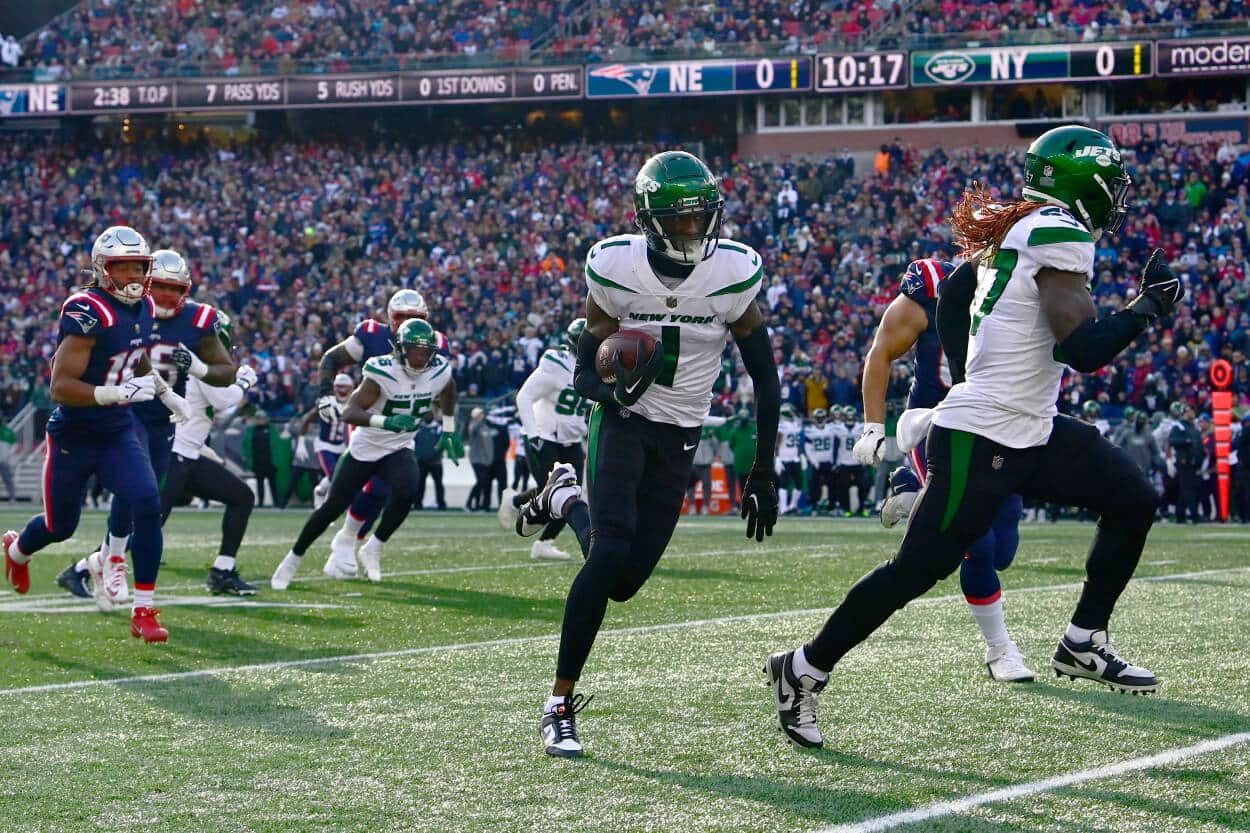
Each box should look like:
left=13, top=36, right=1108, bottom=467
left=1, top=508, right=1247, bottom=833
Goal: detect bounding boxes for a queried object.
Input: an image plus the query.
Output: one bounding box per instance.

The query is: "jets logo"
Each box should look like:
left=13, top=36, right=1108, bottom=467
left=65, top=307, right=98, bottom=333
left=635, top=172, right=661, bottom=194
left=589, top=64, right=659, bottom=96
left=1074, top=146, right=1121, bottom=167
left=923, top=52, right=976, bottom=84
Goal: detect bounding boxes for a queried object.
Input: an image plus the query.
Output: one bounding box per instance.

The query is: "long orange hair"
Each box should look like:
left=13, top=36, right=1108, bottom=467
left=949, top=182, right=1045, bottom=259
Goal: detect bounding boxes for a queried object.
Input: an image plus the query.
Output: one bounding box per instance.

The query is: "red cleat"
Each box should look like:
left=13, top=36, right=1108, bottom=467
left=3, top=530, right=29, bottom=594
left=130, top=607, right=169, bottom=643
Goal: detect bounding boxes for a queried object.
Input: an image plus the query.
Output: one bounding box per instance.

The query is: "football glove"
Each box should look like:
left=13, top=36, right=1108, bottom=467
left=159, top=388, right=193, bottom=424
left=171, top=342, right=209, bottom=379
left=234, top=365, right=258, bottom=392
left=316, top=395, right=341, bottom=423
left=1126, top=248, right=1184, bottom=321
left=741, top=466, right=779, bottom=542
left=382, top=414, right=418, bottom=433
left=612, top=342, right=665, bottom=408
left=525, top=436, right=544, bottom=457
left=852, top=422, right=887, bottom=465
left=94, top=375, right=156, bottom=406
left=438, top=432, right=465, bottom=464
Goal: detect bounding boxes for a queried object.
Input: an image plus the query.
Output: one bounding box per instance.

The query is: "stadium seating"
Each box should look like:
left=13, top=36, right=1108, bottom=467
left=1, top=133, right=1246, bottom=425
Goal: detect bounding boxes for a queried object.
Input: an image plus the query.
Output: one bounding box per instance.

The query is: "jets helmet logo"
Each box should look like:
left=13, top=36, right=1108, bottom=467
left=635, top=173, right=661, bottom=194
left=1073, top=146, right=1121, bottom=167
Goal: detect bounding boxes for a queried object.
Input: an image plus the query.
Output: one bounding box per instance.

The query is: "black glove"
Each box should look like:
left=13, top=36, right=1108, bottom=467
left=740, top=466, right=779, bottom=542
left=613, top=342, right=665, bottom=408
left=1126, top=248, right=1184, bottom=321
left=171, top=346, right=193, bottom=373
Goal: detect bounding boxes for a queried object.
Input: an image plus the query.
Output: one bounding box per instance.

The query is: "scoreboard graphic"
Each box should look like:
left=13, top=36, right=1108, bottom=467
left=912, top=42, right=1152, bottom=86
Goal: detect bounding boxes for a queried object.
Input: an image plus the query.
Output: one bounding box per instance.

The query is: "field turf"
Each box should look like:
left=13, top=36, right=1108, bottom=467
left=0, top=508, right=1247, bottom=832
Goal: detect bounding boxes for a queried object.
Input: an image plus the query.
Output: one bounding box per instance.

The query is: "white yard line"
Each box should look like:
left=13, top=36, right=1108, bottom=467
left=3, top=565, right=1245, bottom=697
left=816, top=732, right=1250, bottom=833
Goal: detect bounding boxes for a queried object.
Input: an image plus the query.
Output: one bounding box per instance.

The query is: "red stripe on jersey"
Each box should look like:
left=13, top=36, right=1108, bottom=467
left=921, top=259, right=941, bottom=299
left=363, top=320, right=378, bottom=334
left=62, top=292, right=116, bottom=328
left=194, top=304, right=214, bottom=329
left=145, top=295, right=157, bottom=319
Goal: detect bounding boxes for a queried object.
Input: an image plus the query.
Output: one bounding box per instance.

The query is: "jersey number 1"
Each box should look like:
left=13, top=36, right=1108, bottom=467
left=656, top=326, right=680, bottom=388
left=970, top=248, right=1019, bottom=336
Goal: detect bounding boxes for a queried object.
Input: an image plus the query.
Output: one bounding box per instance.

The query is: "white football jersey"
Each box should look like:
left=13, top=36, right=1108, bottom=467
left=777, top=419, right=804, bottom=463
left=934, top=205, right=1095, bottom=449
left=172, top=377, right=245, bottom=460
left=349, top=354, right=453, bottom=462
left=836, top=422, right=862, bottom=466
left=804, top=423, right=838, bottom=464
left=515, top=348, right=590, bottom=444
left=586, top=235, right=764, bottom=427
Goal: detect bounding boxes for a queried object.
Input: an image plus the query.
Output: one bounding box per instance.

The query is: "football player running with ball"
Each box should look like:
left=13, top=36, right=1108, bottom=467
left=765, top=125, right=1183, bottom=749
left=537, top=150, right=781, bottom=758
left=271, top=319, right=461, bottom=590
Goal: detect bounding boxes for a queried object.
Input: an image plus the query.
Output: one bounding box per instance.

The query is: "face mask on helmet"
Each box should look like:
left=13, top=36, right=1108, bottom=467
left=149, top=250, right=192, bottom=319
left=92, top=226, right=153, bottom=303
left=648, top=207, right=720, bottom=262
left=394, top=319, right=437, bottom=372
left=333, top=373, right=354, bottom=401
left=387, top=289, right=429, bottom=331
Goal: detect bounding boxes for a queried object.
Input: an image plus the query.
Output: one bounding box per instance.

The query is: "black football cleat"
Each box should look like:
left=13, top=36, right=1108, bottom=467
left=56, top=563, right=91, bottom=599
left=1052, top=630, right=1159, bottom=694
left=540, top=693, right=593, bottom=757
left=517, top=464, right=579, bottom=537
left=206, top=568, right=258, bottom=596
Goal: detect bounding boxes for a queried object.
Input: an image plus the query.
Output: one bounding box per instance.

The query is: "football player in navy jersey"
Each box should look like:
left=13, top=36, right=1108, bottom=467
left=4, top=227, right=189, bottom=642
left=315, top=289, right=445, bottom=579
left=297, top=373, right=355, bottom=509
left=55, top=249, right=236, bottom=605
left=853, top=258, right=1032, bottom=682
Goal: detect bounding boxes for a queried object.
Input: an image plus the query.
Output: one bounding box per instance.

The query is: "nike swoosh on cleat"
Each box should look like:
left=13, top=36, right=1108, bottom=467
left=1074, top=656, right=1100, bottom=673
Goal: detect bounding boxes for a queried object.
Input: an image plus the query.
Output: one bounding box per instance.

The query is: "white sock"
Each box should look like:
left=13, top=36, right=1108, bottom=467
left=545, top=694, right=569, bottom=713
left=969, top=598, right=1010, bottom=646
left=106, top=533, right=129, bottom=557
left=75, top=557, right=89, bottom=572
left=1066, top=624, right=1099, bottom=643
left=213, top=555, right=236, bottom=571
left=286, top=550, right=302, bottom=562
left=132, top=588, right=154, bottom=611
left=549, top=485, right=580, bottom=518
left=7, top=537, right=30, bottom=565
left=792, top=646, right=829, bottom=682
left=342, top=514, right=365, bottom=538
left=778, top=489, right=789, bottom=513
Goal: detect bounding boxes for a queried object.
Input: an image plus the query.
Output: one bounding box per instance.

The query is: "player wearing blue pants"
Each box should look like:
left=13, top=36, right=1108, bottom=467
left=853, top=257, right=1032, bottom=682
left=4, top=227, right=192, bottom=642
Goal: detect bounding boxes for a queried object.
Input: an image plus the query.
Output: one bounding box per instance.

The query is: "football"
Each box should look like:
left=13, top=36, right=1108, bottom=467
left=596, top=329, right=658, bottom=383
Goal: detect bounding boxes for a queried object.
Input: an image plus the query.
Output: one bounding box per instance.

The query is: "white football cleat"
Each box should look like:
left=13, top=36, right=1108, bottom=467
left=101, top=552, right=130, bottom=603
left=86, top=551, right=114, bottom=613
left=324, top=526, right=359, bottom=579
left=986, top=641, right=1036, bottom=683
left=357, top=537, right=383, bottom=583
left=530, top=540, right=572, bottom=562
left=312, top=477, right=331, bottom=509
left=497, top=488, right=520, bottom=531
left=270, top=553, right=301, bottom=591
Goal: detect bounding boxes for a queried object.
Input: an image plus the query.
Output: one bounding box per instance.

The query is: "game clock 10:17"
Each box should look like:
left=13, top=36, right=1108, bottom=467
left=816, top=52, right=909, bottom=91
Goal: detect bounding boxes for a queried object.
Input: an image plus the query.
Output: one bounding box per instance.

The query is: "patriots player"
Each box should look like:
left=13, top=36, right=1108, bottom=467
left=497, top=318, right=592, bottom=562
left=56, top=248, right=233, bottom=604
left=852, top=257, right=1032, bottom=683
left=768, top=126, right=1179, bottom=748
left=271, top=319, right=462, bottom=589
left=160, top=313, right=261, bottom=595
left=298, top=373, right=354, bottom=509
left=318, top=289, right=431, bottom=579
left=5, top=227, right=188, bottom=642
left=533, top=151, right=781, bottom=758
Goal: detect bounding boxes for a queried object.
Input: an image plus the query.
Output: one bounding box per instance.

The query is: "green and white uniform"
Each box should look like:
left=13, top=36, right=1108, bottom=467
left=516, top=348, right=590, bottom=445
left=586, top=234, right=763, bottom=427
left=934, top=205, right=1094, bottom=449
left=350, top=354, right=453, bottom=462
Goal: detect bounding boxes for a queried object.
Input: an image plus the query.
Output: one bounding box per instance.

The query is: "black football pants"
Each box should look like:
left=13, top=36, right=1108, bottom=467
left=161, top=453, right=255, bottom=560
left=556, top=404, right=698, bottom=682
left=804, top=416, right=1158, bottom=672
left=292, top=449, right=420, bottom=556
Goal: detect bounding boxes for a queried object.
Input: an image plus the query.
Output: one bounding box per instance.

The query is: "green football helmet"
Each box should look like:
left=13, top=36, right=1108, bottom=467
left=841, top=405, right=857, bottom=422
left=633, top=150, right=724, bottom=265
left=214, top=311, right=234, bottom=351
left=1169, top=401, right=1187, bottom=419
left=394, top=318, right=438, bottom=372
left=812, top=408, right=828, bottom=426
left=1083, top=401, right=1101, bottom=419
left=780, top=403, right=797, bottom=420
left=1022, top=125, right=1130, bottom=236
left=564, top=318, right=586, bottom=351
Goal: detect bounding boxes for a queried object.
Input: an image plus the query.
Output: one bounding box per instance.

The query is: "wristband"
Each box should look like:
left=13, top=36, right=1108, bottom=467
left=863, top=421, right=885, bottom=435
left=93, top=385, right=120, bottom=406
left=186, top=350, right=209, bottom=379
left=151, top=372, right=170, bottom=396
left=369, top=414, right=386, bottom=429
left=442, top=414, right=456, bottom=433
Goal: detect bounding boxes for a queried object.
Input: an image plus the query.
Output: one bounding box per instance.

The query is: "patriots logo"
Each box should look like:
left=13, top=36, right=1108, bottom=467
left=589, top=64, right=658, bottom=96
left=66, top=305, right=98, bottom=333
